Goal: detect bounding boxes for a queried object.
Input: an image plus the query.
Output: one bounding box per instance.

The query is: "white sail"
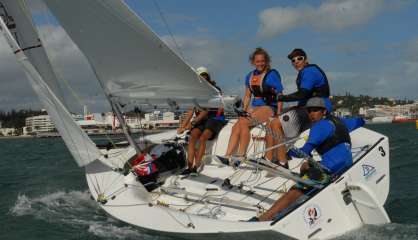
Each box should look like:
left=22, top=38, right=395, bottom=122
left=0, top=2, right=101, bottom=167
left=42, top=0, right=219, bottom=106
left=0, top=0, right=64, bottom=102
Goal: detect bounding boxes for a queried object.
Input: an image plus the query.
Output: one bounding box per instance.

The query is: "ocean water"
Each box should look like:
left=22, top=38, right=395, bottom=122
left=1, top=123, right=417, bottom=240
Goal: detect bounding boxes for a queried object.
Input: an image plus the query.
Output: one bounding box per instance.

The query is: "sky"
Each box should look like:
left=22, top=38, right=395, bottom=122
left=1, top=0, right=418, bottom=113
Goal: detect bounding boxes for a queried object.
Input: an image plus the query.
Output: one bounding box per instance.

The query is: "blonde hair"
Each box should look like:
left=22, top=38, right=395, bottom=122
left=249, top=47, right=271, bottom=71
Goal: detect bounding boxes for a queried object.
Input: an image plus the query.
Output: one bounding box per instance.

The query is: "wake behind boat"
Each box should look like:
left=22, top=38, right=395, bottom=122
left=0, top=0, right=390, bottom=239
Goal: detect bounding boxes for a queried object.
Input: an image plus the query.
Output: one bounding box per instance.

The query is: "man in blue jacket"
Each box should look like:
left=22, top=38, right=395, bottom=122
left=277, top=48, right=332, bottom=112
left=266, top=49, right=332, bottom=168
left=253, top=97, right=365, bottom=221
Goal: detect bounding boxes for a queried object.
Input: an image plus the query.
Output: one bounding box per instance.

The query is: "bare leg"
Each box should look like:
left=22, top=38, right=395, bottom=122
left=265, top=120, right=274, bottom=161
left=236, top=106, right=273, bottom=156
left=270, top=119, right=287, bottom=162
left=237, top=118, right=251, bottom=156
left=178, top=109, right=193, bottom=134
left=225, top=120, right=243, bottom=156
left=187, top=128, right=202, bottom=169
left=258, top=189, right=304, bottom=221
left=195, top=129, right=213, bottom=168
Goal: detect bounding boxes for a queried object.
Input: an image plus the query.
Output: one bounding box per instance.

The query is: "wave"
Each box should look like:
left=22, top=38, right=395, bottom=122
left=336, top=223, right=418, bottom=240
left=9, top=190, right=165, bottom=240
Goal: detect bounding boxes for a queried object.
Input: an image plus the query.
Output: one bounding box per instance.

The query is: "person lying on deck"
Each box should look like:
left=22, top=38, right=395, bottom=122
left=177, top=67, right=226, bottom=176
left=250, top=97, right=365, bottom=222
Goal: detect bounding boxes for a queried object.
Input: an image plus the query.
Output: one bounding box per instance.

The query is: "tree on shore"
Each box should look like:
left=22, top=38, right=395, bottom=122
left=0, top=109, right=45, bottom=130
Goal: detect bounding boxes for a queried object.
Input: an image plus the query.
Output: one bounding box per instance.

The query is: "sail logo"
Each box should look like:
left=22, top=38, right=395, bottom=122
left=303, top=204, right=322, bottom=228
left=362, top=164, right=377, bottom=179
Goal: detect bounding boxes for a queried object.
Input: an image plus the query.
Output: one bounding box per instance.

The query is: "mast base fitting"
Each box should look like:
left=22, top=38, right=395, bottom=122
left=97, top=193, right=108, bottom=205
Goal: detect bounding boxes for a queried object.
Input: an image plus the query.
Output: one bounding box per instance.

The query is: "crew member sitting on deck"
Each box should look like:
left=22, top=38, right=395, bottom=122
left=251, top=97, right=365, bottom=222
left=177, top=67, right=226, bottom=176
left=217, top=47, right=284, bottom=163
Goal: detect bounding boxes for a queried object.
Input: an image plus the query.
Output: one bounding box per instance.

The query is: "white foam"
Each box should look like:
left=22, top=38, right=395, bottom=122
left=336, top=223, right=418, bottom=240
left=9, top=190, right=96, bottom=218
left=9, top=190, right=164, bottom=239
left=9, top=194, right=33, bottom=216
left=88, top=223, right=144, bottom=239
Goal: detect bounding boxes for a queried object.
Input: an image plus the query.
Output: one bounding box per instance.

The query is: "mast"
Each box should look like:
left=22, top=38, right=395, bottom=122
left=87, top=59, right=142, bottom=155
left=110, top=97, right=142, bottom=154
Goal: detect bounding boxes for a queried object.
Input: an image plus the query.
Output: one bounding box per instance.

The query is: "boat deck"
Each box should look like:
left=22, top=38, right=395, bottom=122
left=153, top=159, right=303, bottom=221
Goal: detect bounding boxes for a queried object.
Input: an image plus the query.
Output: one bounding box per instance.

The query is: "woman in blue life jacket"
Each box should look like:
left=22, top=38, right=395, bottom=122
left=251, top=97, right=365, bottom=222
left=218, top=48, right=284, bottom=162
left=266, top=49, right=333, bottom=168
left=177, top=67, right=226, bottom=176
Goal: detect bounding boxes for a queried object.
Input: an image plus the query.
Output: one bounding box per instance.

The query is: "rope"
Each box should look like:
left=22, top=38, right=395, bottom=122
left=152, top=0, right=186, bottom=61
left=164, top=208, right=195, bottom=229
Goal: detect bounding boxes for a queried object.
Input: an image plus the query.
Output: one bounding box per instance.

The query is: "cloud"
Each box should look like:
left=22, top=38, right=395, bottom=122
left=0, top=34, right=41, bottom=110
left=161, top=34, right=250, bottom=95
left=257, top=0, right=391, bottom=39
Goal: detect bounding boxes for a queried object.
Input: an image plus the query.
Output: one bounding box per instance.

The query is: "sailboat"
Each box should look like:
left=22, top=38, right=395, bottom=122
left=0, top=1, right=391, bottom=239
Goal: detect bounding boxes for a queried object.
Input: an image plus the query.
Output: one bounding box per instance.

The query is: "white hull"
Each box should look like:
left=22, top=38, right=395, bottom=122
left=370, top=116, right=393, bottom=124
left=0, top=1, right=390, bottom=239
left=85, top=121, right=390, bottom=239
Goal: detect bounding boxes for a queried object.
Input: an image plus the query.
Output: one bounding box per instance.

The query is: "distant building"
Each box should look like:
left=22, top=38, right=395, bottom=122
left=0, top=128, right=17, bottom=136
left=77, top=119, right=112, bottom=134
left=143, top=111, right=178, bottom=129
left=362, top=102, right=418, bottom=119
left=25, top=115, right=56, bottom=135
left=335, top=108, right=351, bottom=117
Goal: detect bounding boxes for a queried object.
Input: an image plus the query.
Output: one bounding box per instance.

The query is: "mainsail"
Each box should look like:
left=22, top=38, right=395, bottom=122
left=0, top=0, right=101, bottom=167
left=42, top=0, right=219, bottom=107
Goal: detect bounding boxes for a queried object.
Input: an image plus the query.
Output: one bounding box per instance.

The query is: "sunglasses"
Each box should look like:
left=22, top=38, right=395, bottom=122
left=307, top=107, right=324, bottom=113
left=291, top=56, right=305, bottom=63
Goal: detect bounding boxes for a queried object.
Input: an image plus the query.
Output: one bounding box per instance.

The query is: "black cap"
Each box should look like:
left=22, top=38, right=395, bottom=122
left=287, top=48, right=307, bottom=60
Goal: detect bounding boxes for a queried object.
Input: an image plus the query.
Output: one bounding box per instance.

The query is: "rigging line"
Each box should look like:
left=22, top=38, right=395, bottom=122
left=135, top=107, right=147, bottom=149
left=247, top=125, right=266, bottom=157
left=105, top=186, right=127, bottom=200
left=102, top=171, right=125, bottom=193
left=256, top=179, right=290, bottom=206
left=152, top=0, right=185, bottom=61
left=94, top=173, right=103, bottom=195
left=164, top=208, right=194, bottom=229
left=105, top=203, right=149, bottom=207
left=87, top=173, right=100, bottom=196
left=97, top=154, right=121, bottom=194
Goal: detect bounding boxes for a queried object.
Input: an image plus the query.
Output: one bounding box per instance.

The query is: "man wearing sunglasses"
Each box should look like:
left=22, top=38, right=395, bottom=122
left=264, top=48, right=332, bottom=169
left=277, top=48, right=332, bottom=112
left=251, top=97, right=365, bottom=222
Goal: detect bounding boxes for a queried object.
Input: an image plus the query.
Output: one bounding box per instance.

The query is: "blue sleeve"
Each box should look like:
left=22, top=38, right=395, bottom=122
left=299, top=69, right=317, bottom=90
left=288, top=120, right=334, bottom=158
left=245, top=72, right=251, bottom=88
left=265, top=70, right=283, bottom=94
left=340, top=117, right=365, bottom=132
left=288, top=143, right=315, bottom=158
left=306, top=120, right=334, bottom=147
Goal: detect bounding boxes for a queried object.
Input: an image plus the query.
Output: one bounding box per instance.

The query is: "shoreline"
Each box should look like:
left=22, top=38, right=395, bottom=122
left=0, top=129, right=171, bottom=140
